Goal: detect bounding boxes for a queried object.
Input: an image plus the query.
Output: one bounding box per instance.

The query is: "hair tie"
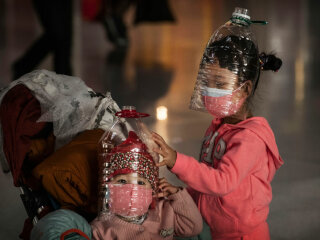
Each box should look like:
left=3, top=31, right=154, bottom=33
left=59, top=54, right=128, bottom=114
left=259, top=53, right=266, bottom=70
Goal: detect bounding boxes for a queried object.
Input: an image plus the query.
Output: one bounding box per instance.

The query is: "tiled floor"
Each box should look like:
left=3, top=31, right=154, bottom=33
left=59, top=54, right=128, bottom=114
left=0, top=0, right=319, bottom=239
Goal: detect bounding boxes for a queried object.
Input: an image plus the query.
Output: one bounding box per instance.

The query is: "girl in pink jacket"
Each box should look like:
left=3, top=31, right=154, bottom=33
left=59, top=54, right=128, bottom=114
left=152, top=8, right=284, bottom=240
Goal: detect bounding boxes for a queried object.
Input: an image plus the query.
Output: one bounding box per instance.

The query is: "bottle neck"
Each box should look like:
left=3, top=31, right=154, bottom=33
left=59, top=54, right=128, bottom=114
left=230, top=15, right=251, bottom=26
left=230, top=16, right=268, bottom=26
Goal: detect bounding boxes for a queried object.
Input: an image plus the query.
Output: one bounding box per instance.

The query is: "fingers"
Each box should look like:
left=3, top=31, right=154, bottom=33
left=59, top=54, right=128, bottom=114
left=152, top=132, right=164, bottom=141
left=157, top=186, right=178, bottom=198
left=152, top=132, right=168, bottom=148
left=153, top=146, right=166, bottom=156
left=152, top=132, right=176, bottom=168
left=162, top=186, right=178, bottom=194
left=156, top=191, right=169, bottom=198
left=157, top=177, right=179, bottom=196
left=152, top=133, right=168, bottom=157
left=158, top=178, right=172, bottom=189
left=158, top=178, right=167, bottom=184
left=153, top=139, right=166, bottom=152
left=156, top=161, right=167, bottom=167
left=158, top=181, right=171, bottom=190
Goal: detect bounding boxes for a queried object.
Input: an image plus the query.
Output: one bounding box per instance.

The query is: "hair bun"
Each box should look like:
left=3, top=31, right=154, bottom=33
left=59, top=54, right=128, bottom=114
left=259, top=52, right=282, bottom=72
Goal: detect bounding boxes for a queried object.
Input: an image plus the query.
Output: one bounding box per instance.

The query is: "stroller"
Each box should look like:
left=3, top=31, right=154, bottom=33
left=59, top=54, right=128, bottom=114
left=0, top=70, right=121, bottom=240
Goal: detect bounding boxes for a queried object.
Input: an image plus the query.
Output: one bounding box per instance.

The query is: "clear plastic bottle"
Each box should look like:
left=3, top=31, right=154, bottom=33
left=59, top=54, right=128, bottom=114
left=209, top=7, right=257, bottom=44
left=97, top=106, right=159, bottom=220
left=190, top=7, right=260, bottom=113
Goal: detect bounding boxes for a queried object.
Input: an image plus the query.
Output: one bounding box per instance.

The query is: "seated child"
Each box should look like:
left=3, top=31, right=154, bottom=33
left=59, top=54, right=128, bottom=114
left=91, top=131, right=203, bottom=239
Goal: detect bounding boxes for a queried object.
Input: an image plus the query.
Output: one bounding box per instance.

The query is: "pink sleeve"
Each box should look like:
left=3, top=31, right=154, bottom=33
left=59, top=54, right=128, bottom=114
left=171, top=130, right=265, bottom=196
left=167, top=188, right=203, bottom=237
left=91, top=220, right=115, bottom=240
left=91, top=224, right=103, bottom=240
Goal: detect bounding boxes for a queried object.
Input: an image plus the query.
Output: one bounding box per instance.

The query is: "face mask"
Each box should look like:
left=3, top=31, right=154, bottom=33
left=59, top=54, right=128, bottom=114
left=202, top=85, right=245, bottom=118
left=202, top=87, right=233, bottom=97
left=109, top=184, right=153, bottom=217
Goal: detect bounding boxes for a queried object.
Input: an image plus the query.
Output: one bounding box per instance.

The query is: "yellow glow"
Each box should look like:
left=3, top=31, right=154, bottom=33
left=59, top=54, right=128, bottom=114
left=156, top=106, right=168, bottom=120
left=295, top=57, right=305, bottom=103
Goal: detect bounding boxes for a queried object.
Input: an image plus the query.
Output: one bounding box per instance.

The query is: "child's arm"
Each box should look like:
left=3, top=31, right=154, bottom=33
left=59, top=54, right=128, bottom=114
left=91, top=220, right=116, bottom=240
left=167, top=188, right=203, bottom=237
left=157, top=178, right=203, bottom=237
left=153, top=130, right=265, bottom=196
left=91, top=224, right=103, bottom=240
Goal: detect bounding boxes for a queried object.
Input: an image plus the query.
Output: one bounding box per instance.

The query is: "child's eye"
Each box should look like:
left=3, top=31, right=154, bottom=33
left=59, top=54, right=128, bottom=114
left=214, top=79, right=224, bottom=86
left=117, top=179, right=127, bottom=184
left=137, top=181, right=146, bottom=185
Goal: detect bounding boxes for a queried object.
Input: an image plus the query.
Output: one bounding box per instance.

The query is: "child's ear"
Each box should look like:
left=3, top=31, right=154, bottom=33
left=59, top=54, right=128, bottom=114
left=243, top=81, right=253, bottom=97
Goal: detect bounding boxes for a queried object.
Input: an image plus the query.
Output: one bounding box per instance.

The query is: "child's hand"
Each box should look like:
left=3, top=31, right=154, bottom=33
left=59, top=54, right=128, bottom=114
left=156, top=178, right=179, bottom=198
left=152, top=132, right=177, bottom=169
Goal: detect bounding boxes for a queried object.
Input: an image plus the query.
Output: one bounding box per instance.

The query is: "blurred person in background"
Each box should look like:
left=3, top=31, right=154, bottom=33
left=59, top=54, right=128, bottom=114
left=84, top=0, right=175, bottom=48
left=12, top=0, right=73, bottom=80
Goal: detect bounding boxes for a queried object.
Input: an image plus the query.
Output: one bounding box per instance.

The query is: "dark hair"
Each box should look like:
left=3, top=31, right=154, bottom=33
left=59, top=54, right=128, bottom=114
left=259, top=52, right=282, bottom=71
left=203, top=35, right=282, bottom=94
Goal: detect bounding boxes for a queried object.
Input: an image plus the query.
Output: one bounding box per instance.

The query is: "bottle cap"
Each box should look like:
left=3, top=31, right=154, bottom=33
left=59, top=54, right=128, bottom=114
left=115, top=106, right=150, bottom=118
left=231, top=7, right=251, bottom=26
left=232, top=7, right=250, bottom=20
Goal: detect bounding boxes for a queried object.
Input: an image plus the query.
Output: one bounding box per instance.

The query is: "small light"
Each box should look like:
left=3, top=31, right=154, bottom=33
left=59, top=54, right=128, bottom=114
left=156, top=106, right=167, bottom=120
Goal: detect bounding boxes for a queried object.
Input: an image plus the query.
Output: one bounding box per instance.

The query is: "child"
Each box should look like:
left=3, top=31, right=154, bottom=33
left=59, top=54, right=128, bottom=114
left=91, top=131, right=203, bottom=239
left=152, top=10, right=284, bottom=240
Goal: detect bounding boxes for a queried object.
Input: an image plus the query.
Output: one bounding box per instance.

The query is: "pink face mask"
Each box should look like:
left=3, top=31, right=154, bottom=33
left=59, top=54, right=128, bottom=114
left=109, top=184, right=153, bottom=217
left=203, top=85, right=245, bottom=118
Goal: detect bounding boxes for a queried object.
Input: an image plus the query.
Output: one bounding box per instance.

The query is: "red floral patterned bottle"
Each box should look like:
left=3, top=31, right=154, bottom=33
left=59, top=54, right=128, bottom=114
left=97, top=106, right=159, bottom=220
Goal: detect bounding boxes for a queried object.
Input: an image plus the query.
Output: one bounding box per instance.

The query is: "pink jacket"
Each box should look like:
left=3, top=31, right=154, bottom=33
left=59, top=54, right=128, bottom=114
left=171, top=117, right=284, bottom=239
left=91, top=188, right=203, bottom=240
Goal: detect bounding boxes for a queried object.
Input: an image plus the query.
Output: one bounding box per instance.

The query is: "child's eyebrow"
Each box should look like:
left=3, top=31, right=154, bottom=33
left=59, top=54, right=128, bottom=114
left=213, top=75, right=223, bottom=80
left=207, top=75, right=225, bottom=84
left=137, top=177, right=147, bottom=182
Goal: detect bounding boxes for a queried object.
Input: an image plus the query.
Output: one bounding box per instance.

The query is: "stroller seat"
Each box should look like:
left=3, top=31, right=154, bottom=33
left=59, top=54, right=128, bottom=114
left=0, top=70, right=121, bottom=239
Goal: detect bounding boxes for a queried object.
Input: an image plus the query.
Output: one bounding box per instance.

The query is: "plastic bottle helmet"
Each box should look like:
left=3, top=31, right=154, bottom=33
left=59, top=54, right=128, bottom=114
left=97, top=106, right=159, bottom=220
left=210, top=7, right=257, bottom=43
left=190, top=7, right=263, bottom=117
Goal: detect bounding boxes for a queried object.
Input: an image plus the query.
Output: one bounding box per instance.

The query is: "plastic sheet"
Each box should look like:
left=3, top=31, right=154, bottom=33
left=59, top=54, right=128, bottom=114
left=0, top=70, right=121, bottom=150
left=0, top=70, right=121, bottom=173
